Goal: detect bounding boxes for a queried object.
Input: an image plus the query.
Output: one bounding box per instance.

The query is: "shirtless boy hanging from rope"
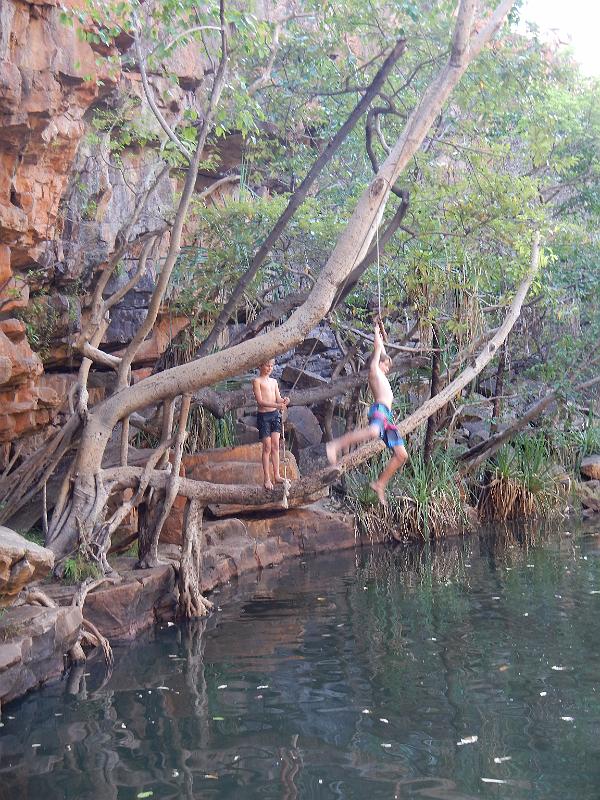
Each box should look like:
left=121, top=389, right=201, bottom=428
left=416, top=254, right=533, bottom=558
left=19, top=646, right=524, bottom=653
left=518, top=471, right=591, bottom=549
left=252, top=359, right=290, bottom=490
left=326, top=324, right=408, bottom=506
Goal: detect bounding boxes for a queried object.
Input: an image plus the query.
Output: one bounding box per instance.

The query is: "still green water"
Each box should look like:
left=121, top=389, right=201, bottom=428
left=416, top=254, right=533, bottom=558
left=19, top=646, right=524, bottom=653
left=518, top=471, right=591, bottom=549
left=1, top=523, right=600, bottom=800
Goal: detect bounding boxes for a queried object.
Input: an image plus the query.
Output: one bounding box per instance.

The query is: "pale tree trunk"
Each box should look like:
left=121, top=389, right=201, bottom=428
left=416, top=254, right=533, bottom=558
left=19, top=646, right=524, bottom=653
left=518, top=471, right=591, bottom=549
left=48, top=0, right=517, bottom=565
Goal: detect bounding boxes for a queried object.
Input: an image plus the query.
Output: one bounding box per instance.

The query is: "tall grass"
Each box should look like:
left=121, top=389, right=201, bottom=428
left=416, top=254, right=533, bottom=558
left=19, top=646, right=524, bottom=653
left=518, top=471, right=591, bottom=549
left=478, top=433, right=565, bottom=521
left=132, top=406, right=236, bottom=453
left=548, top=415, right=600, bottom=474
left=345, top=451, right=469, bottom=541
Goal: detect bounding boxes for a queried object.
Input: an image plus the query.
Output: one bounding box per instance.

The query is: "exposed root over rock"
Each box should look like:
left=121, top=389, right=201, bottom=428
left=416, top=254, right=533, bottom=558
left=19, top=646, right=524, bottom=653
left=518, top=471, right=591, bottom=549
left=178, top=499, right=213, bottom=619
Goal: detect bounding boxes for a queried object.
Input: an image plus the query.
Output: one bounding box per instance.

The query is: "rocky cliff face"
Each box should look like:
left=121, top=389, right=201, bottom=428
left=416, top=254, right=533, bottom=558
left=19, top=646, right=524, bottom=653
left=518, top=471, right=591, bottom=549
left=0, top=0, right=108, bottom=450
left=0, top=0, right=219, bottom=455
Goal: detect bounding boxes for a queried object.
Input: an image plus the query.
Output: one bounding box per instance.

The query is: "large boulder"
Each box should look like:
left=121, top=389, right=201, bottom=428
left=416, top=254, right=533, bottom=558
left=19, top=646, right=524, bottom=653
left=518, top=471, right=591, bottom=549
left=161, top=443, right=304, bottom=534
left=581, top=455, right=600, bottom=481
left=286, top=406, right=322, bottom=449
left=297, top=325, right=337, bottom=355
left=0, top=604, right=82, bottom=705
left=281, top=365, right=329, bottom=389
left=0, top=526, right=54, bottom=607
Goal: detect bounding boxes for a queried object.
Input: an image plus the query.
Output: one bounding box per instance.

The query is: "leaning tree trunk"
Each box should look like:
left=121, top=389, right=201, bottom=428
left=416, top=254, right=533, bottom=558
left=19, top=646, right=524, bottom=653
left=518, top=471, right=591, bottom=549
left=46, top=0, right=517, bottom=568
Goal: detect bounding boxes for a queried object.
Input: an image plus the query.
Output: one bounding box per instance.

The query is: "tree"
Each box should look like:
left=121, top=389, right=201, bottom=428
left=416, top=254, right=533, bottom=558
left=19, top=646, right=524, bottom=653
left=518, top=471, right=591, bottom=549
left=1, top=0, right=523, bottom=617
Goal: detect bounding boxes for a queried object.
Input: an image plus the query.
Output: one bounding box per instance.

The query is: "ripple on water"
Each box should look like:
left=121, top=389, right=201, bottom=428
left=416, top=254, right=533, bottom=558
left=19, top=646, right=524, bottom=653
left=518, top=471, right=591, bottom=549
left=2, top=524, right=600, bottom=799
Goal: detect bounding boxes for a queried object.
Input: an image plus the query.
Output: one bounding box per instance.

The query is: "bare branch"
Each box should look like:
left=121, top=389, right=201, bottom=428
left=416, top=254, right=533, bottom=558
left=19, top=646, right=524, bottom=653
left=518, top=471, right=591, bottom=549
left=81, top=343, right=122, bottom=370
left=133, top=25, right=193, bottom=160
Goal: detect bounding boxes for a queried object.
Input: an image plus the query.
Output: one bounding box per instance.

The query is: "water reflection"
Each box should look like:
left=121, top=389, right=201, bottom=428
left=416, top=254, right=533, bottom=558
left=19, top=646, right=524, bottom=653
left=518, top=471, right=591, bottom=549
left=1, top=520, right=600, bottom=800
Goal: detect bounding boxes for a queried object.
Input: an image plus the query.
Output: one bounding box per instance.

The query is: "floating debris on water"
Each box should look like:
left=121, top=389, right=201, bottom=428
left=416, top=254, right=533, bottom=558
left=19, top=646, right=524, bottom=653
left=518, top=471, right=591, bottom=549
left=137, top=793, right=153, bottom=799
left=204, top=774, right=219, bottom=780
left=380, top=718, right=389, bottom=724
left=481, top=778, right=507, bottom=784
left=494, top=756, right=512, bottom=763
left=552, top=666, right=567, bottom=671
left=217, top=684, right=228, bottom=689
left=561, top=716, right=574, bottom=722
left=381, top=743, right=392, bottom=748
left=540, top=691, right=547, bottom=696
left=256, top=685, right=269, bottom=689
left=362, top=709, right=371, bottom=714
left=457, top=735, right=478, bottom=746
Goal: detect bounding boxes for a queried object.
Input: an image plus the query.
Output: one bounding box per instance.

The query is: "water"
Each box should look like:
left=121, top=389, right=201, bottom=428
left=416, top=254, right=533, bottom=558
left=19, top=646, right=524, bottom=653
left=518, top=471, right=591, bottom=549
left=1, top=522, right=600, bottom=800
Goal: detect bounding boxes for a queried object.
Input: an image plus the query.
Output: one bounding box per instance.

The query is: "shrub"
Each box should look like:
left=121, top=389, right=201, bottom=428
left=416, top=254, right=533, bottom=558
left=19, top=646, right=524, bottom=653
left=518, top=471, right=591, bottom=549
left=345, top=451, right=469, bottom=540
left=478, top=433, right=565, bottom=521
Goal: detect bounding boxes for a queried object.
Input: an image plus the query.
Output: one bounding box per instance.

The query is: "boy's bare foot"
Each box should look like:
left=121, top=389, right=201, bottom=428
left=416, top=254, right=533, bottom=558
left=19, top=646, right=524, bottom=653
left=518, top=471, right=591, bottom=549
left=273, top=475, right=286, bottom=484
left=370, top=481, right=387, bottom=507
left=326, top=441, right=338, bottom=465
left=264, top=480, right=274, bottom=490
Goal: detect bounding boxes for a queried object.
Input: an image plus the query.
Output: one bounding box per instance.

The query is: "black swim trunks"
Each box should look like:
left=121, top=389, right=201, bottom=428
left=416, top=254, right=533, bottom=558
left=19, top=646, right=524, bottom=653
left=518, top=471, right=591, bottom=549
left=257, top=409, right=282, bottom=440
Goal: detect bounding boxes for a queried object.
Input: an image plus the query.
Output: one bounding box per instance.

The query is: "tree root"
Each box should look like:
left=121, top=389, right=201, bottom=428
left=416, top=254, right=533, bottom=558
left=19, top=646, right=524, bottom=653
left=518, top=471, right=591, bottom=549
left=178, top=499, right=213, bottom=619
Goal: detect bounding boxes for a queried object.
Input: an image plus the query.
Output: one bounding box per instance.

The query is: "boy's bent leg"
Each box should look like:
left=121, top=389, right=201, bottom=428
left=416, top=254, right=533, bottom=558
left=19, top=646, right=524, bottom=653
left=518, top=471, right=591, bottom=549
left=326, top=424, right=380, bottom=465
left=271, top=431, right=284, bottom=483
left=261, top=437, right=274, bottom=490
left=371, top=444, right=408, bottom=506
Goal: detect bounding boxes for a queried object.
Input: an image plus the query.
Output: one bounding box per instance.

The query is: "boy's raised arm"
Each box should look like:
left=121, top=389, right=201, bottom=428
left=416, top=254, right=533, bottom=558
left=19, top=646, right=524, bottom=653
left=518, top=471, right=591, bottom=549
left=370, top=325, right=385, bottom=374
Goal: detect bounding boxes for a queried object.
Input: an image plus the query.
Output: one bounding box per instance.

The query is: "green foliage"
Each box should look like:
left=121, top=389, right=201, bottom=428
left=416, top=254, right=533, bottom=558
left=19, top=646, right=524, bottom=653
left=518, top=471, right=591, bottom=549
left=62, top=554, right=102, bottom=585
left=549, top=417, right=600, bottom=475
left=21, top=528, right=45, bottom=547
left=17, top=295, right=59, bottom=359
left=346, top=451, right=468, bottom=540
left=184, top=406, right=235, bottom=453
left=478, top=433, right=565, bottom=521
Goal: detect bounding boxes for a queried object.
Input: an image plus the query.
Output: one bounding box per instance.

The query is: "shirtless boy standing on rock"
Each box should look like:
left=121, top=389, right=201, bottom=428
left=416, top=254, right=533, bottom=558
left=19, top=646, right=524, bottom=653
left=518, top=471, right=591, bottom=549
left=252, top=360, right=290, bottom=490
left=326, top=325, right=408, bottom=505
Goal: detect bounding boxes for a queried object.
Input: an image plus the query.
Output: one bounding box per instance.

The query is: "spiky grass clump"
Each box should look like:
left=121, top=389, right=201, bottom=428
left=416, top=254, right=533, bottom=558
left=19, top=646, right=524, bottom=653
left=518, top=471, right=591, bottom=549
left=549, top=417, right=600, bottom=475
left=346, top=451, right=469, bottom=541
left=478, top=433, right=565, bottom=521
left=183, top=406, right=236, bottom=453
